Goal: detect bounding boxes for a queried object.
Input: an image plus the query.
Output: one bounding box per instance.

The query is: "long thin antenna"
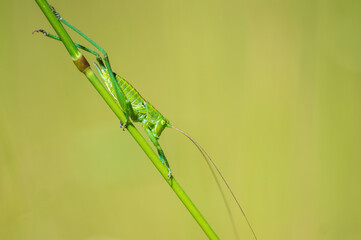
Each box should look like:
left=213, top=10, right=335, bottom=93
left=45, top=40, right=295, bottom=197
left=170, top=125, right=258, bottom=240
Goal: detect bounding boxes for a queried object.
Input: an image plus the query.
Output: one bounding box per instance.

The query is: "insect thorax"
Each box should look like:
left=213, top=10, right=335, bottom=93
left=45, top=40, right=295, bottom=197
left=97, top=65, right=169, bottom=137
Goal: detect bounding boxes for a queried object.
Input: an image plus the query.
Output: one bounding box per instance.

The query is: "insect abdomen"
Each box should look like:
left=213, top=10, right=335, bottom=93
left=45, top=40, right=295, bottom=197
left=114, top=74, right=164, bottom=124
left=117, top=76, right=143, bottom=106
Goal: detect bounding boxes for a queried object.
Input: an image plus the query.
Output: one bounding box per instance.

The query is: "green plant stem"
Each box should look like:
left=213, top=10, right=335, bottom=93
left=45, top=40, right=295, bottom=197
left=35, top=0, right=220, bottom=239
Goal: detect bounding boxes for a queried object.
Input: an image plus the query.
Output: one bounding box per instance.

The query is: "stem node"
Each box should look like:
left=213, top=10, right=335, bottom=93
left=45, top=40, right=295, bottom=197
left=73, top=55, right=90, bottom=73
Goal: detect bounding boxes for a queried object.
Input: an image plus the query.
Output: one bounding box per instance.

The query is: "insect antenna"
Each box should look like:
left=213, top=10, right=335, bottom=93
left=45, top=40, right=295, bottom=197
left=170, top=125, right=258, bottom=240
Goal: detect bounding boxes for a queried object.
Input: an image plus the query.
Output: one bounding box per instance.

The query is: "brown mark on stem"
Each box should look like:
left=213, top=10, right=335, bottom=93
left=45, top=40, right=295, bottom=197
left=74, top=55, right=90, bottom=73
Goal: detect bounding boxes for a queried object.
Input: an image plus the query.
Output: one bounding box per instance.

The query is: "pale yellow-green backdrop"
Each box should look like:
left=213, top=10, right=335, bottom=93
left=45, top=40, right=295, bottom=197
left=1, top=0, right=360, bottom=239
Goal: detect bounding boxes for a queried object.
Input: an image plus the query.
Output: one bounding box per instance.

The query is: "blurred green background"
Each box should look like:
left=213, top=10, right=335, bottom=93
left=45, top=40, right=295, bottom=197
left=1, top=0, right=360, bottom=239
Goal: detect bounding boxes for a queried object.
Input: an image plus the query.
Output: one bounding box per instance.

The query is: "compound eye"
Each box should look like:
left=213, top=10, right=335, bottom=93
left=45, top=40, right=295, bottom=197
left=161, top=120, right=165, bottom=125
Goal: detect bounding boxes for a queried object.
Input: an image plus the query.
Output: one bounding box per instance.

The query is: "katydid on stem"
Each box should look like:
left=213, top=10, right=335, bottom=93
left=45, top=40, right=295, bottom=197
left=33, top=5, right=257, bottom=240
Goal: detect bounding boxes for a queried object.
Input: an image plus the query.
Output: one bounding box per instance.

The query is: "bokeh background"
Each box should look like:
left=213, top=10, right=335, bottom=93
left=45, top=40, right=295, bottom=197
left=1, top=0, right=360, bottom=239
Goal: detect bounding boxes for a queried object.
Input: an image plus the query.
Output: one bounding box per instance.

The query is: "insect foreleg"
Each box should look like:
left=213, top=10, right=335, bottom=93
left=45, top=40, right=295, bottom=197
left=144, top=128, right=172, bottom=179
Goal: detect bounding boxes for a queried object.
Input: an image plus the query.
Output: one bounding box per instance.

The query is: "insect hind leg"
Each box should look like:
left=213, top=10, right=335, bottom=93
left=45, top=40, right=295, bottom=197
left=120, top=100, right=137, bottom=130
left=32, top=29, right=102, bottom=60
left=50, top=6, right=131, bottom=127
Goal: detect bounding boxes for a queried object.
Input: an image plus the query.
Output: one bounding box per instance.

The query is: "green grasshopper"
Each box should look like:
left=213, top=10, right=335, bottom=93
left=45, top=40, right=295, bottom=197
left=34, top=6, right=257, bottom=240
